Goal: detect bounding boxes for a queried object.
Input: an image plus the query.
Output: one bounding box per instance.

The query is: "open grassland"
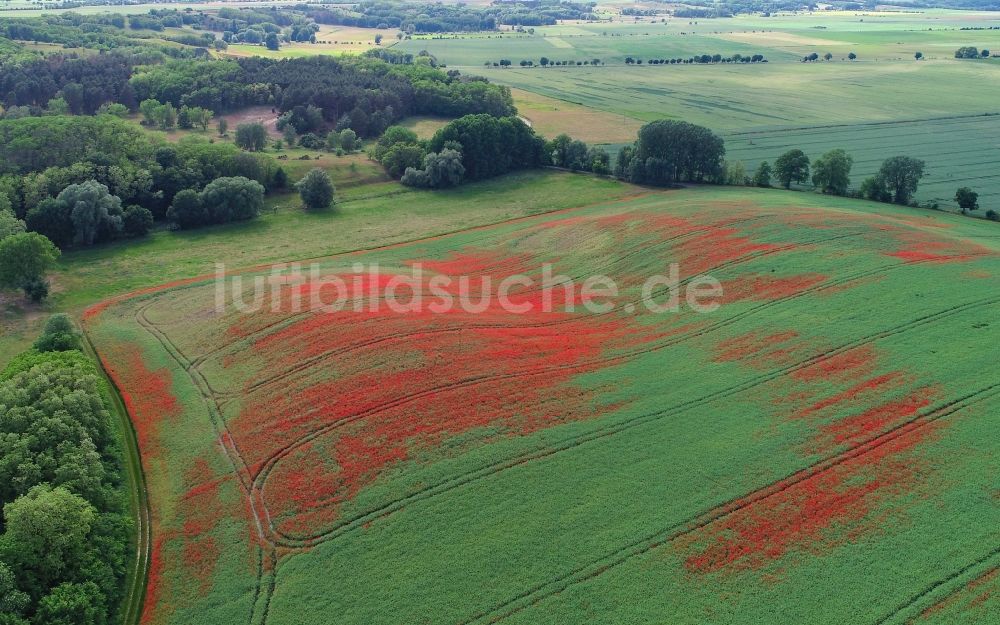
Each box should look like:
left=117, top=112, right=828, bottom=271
left=0, top=172, right=633, bottom=365
left=87, top=186, right=1000, bottom=625
left=723, top=114, right=1000, bottom=209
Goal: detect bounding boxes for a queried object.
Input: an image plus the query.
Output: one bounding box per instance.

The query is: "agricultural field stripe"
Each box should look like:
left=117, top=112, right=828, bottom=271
left=80, top=331, right=151, bottom=625
left=458, top=383, right=1000, bottom=625
left=233, top=229, right=867, bottom=402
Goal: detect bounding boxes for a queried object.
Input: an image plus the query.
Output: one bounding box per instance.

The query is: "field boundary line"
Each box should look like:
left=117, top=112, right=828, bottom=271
left=80, top=331, right=151, bottom=625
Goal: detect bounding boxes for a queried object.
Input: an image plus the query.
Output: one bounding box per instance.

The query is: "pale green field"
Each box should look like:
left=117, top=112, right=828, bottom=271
left=723, top=114, right=1000, bottom=209
left=487, top=59, right=1000, bottom=131
left=397, top=31, right=802, bottom=66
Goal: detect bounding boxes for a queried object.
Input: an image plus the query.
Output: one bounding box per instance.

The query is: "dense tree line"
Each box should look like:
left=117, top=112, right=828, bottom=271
left=428, top=114, right=546, bottom=180
left=0, top=12, right=209, bottom=54
left=0, top=52, right=137, bottom=112
left=0, top=319, right=131, bottom=625
left=728, top=148, right=973, bottom=214
left=303, top=0, right=596, bottom=33
left=955, top=45, right=992, bottom=58
left=0, top=115, right=283, bottom=241
left=373, top=117, right=608, bottom=189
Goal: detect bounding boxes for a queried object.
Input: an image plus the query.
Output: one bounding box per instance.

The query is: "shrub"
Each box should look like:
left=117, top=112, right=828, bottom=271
left=33, top=313, right=81, bottom=352
left=296, top=168, right=335, bottom=210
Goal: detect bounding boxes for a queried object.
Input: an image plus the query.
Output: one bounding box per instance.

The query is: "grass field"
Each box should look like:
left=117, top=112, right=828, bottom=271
left=86, top=185, right=1000, bottom=625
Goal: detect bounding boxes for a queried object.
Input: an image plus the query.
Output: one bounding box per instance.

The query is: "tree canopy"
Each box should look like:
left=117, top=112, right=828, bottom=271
left=617, top=120, right=725, bottom=186
left=811, top=149, right=853, bottom=196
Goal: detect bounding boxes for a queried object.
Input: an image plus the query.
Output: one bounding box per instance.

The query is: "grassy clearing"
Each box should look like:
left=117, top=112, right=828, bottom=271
left=398, top=115, right=453, bottom=139
left=87, top=185, right=1000, bottom=625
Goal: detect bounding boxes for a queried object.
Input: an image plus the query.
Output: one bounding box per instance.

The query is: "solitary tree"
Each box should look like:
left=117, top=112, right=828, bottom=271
left=296, top=168, right=336, bottom=210
left=955, top=187, right=979, bottom=212
left=217, top=117, right=229, bottom=137
left=774, top=149, right=810, bottom=189
left=877, top=156, right=925, bottom=204
left=33, top=313, right=81, bottom=352
left=264, top=32, right=280, bottom=51
left=751, top=161, right=772, bottom=187
left=812, top=149, right=853, bottom=195
left=915, top=51, right=923, bottom=60
left=234, top=122, right=267, bottom=152
left=339, top=128, right=358, bottom=151
left=848, top=51, right=857, bottom=60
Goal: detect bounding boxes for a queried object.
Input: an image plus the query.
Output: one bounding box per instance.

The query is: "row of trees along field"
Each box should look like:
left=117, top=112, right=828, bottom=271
left=305, top=0, right=598, bottom=32
left=0, top=315, right=131, bottom=625
left=735, top=149, right=996, bottom=218
left=483, top=53, right=767, bottom=67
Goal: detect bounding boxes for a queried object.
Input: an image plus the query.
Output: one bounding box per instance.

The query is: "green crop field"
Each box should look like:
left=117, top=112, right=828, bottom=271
left=723, top=114, right=1000, bottom=209
left=3, top=5, right=1000, bottom=625
left=396, top=31, right=802, bottom=66
left=85, top=184, right=1000, bottom=625
left=487, top=60, right=1000, bottom=131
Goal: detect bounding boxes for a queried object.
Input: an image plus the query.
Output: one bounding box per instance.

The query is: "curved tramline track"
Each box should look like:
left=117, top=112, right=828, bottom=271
left=85, top=188, right=1000, bottom=625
